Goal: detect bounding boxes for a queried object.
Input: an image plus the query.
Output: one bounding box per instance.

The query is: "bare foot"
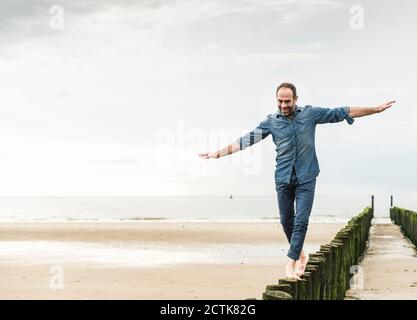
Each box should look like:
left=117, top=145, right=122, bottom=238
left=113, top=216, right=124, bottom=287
left=295, top=250, right=309, bottom=277
left=285, top=258, right=301, bottom=280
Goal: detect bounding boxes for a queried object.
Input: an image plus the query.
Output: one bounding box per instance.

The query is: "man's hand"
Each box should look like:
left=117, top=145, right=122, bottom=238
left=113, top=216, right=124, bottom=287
left=349, top=100, right=396, bottom=118
left=198, top=142, right=241, bottom=159
left=375, top=100, right=396, bottom=113
left=198, top=152, right=220, bottom=159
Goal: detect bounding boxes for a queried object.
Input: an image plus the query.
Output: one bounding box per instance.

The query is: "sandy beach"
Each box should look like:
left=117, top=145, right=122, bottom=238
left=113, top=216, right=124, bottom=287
left=0, top=221, right=344, bottom=299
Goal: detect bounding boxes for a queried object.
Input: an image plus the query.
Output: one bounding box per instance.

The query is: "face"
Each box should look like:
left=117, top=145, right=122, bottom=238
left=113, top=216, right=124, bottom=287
left=277, top=87, right=297, bottom=117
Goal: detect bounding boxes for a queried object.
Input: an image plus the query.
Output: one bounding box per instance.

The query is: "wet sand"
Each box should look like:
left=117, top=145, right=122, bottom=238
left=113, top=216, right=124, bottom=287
left=0, top=221, right=344, bottom=299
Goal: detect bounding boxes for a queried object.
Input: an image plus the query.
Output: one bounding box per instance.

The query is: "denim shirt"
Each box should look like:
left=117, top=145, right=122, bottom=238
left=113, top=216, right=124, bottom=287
left=236, top=105, right=355, bottom=184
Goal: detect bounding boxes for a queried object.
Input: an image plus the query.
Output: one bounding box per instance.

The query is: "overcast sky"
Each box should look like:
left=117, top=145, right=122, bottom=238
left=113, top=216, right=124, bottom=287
left=0, top=0, right=416, bottom=197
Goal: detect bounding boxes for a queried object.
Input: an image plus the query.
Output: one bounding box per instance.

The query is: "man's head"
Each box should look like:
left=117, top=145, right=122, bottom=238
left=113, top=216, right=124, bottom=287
left=276, top=82, right=298, bottom=117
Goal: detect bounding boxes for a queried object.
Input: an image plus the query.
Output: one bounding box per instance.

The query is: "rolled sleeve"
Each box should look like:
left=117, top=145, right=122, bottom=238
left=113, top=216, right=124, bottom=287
left=236, top=117, right=271, bottom=150
left=343, top=106, right=355, bottom=125
left=312, top=106, right=355, bottom=125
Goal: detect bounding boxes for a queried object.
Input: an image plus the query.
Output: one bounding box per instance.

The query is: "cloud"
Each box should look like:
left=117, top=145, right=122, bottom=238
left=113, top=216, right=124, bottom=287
left=0, top=0, right=347, bottom=48
left=0, top=0, right=416, bottom=196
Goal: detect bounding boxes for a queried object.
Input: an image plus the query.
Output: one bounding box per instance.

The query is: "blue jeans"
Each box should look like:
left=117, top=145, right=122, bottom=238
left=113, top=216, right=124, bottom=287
left=275, top=169, right=316, bottom=261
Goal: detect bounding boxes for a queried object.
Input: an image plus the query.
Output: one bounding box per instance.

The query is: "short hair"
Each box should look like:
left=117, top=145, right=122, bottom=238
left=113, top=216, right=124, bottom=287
left=276, top=82, right=297, bottom=98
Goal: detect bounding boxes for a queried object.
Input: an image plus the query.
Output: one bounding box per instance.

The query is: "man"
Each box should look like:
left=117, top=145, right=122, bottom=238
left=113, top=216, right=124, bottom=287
left=199, top=82, right=395, bottom=279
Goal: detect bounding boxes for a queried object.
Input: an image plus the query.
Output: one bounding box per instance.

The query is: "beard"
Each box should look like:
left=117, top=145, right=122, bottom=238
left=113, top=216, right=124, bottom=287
left=279, top=103, right=296, bottom=116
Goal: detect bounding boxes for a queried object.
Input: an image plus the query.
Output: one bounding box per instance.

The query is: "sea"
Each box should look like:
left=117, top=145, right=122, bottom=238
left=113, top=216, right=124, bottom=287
left=0, top=194, right=406, bottom=223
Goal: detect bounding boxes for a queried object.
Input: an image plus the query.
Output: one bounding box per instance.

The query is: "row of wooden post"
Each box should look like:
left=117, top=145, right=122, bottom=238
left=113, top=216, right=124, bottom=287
left=390, top=207, right=417, bottom=247
left=261, top=207, right=374, bottom=300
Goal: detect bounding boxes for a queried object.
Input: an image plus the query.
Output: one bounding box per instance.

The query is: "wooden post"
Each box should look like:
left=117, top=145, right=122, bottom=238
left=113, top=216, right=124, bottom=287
left=319, top=247, right=332, bottom=299
left=309, top=253, right=327, bottom=299
left=354, top=223, right=360, bottom=264
left=302, top=271, right=313, bottom=300
left=305, top=265, right=319, bottom=300
left=278, top=278, right=298, bottom=300
left=265, top=284, right=292, bottom=296
left=335, top=232, right=350, bottom=296
left=330, top=242, right=342, bottom=299
left=331, top=239, right=345, bottom=299
left=297, top=278, right=307, bottom=300
left=413, top=211, right=417, bottom=246
left=262, top=291, right=292, bottom=300
left=371, top=195, right=374, bottom=212
left=307, top=258, right=324, bottom=299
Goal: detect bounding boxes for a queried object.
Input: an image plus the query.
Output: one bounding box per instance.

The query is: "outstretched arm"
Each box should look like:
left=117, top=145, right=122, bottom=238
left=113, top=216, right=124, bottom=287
left=199, top=117, right=271, bottom=159
left=199, top=141, right=241, bottom=159
left=348, top=100, right=396, bottom=118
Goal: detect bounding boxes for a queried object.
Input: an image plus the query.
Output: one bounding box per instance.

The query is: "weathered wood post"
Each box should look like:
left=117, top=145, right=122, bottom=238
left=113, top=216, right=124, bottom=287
left=302, top=271, right=313, bottom=300
left=265, top=284, right=292, bottom=295
left=331, top=238, right=344, bottom=300
left=354, top=221, right=360, bottom=264
left=335, top=232, right=349, bottom=298
left=413, top=211, right=417, bottom=246
left=262, top=291, right=292, bottom=300
left=308, top=254, right=326, bottom=299
left=329, top=241, right=342, bottom=299
left=371, top=195, right=374, bottom=212
left=305, top=265, right=319, bottom=300
left=278, top=278, right=298, bottom=300
left=320, top=245, right=333, bottom=299
left=297, top=278, right=307, bottom=300
left=347, top=220, right=358, bottom=265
